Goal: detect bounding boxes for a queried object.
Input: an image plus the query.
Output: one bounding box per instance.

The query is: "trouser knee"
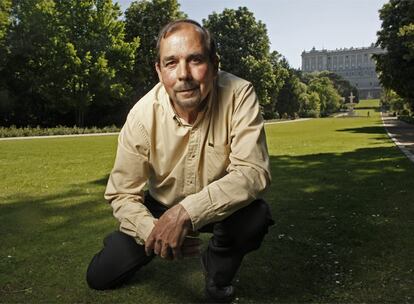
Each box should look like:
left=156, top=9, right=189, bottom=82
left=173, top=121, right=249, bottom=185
left=86, top=231, right=153, bottom=290
left=214, top=199, right=274, bottom=253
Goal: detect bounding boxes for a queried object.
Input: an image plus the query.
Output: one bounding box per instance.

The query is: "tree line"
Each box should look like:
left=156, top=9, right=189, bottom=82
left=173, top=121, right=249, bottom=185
left=0, top=0, right=359, bottom=127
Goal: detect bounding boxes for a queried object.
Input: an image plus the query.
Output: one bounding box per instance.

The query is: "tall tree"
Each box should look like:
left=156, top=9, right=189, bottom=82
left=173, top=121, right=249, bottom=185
left=318, top=71, right=359, bottom=103
left=0, top=0, right=12, bottom=123
left=375, top=0, right=414, bottom=111
left=5, top=0, right=138, bottom=126
left=124, top=0, right=186, bottom=99
left=308, top=76, right=341, bottom=116
left=298, top=91, right=321, bottom=118
left=203, top=7, right=285, bottom=109
left=0, top=0, right=11, bottom=45
left=275, top=69, right=304, bottom=118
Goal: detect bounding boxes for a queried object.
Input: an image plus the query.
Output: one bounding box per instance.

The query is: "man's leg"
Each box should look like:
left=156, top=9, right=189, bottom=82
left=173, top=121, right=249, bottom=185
left=86, top=231, right=153, bottom=290
left=200, top=199, right=274, bottom=287
left=86, top=193, right=167, bottom=290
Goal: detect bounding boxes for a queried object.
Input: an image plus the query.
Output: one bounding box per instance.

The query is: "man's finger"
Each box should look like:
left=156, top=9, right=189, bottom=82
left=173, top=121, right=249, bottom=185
left=160, top=242, right=170, bottom=259
left=154, top=239, right=163, bottom=256
left=145, top=236, right=155, bottom=256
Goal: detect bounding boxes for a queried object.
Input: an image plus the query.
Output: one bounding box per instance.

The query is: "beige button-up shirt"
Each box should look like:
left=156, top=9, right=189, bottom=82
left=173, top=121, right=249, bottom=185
left=105, top=71, right=271, bottom=244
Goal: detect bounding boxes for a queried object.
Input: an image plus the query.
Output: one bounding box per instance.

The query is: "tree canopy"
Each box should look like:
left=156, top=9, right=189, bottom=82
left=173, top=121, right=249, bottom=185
left=124, top=0, right=186, bottom=99
left=0, top=1, right=350, bottom=127
left=203, top=7, right=286, bottom=110
left=3, top=0, right=138, bottom=126
left=375, top=0, right=414, bottom=111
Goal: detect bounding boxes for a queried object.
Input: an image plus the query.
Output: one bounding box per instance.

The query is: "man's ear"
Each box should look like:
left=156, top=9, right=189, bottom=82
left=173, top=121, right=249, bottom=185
left=155, top=62, right=163, bottom=83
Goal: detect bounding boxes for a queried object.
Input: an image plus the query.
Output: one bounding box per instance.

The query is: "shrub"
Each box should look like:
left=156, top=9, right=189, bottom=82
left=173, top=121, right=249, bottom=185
left=0, top=125, right=120, bottom=138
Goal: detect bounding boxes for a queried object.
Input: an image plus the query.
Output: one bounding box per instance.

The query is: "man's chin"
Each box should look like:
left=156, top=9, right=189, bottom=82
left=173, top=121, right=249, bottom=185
left=175, top=98, right=201, bottom=110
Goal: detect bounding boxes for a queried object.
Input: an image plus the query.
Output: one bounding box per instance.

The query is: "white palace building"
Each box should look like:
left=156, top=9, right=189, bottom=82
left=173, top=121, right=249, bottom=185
left=301, top=44, right=386, bottom=99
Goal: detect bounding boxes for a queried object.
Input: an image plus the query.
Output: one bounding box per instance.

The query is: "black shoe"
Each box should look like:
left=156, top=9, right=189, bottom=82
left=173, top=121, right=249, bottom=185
left=201, top=254, right=235, bottom=303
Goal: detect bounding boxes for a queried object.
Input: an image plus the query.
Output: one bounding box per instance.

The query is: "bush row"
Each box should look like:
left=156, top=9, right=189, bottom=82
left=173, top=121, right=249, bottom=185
left=0, top=125, right=120, bottom=138
left=398, top=115, right=414, bottom=125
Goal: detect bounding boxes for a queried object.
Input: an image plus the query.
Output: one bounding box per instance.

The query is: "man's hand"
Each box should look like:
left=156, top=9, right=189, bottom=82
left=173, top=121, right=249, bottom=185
left=145, top=204, right=200, bottom=260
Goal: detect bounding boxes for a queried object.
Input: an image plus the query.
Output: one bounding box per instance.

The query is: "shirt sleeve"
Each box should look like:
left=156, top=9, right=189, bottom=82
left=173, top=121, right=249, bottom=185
left=180, top=83, right=271, bottom=230
left=104, top=111, right=155, bottom=244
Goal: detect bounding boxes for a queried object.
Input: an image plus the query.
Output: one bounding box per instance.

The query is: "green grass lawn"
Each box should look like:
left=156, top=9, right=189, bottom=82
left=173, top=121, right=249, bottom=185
left=1, top=100, right=413, bottom=303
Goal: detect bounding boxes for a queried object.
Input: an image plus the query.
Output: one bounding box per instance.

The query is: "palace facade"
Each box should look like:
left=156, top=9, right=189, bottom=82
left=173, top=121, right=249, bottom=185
left=301, top=44, right=386, bottom=99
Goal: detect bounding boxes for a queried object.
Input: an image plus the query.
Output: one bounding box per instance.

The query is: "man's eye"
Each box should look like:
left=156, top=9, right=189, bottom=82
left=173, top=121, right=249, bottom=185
left=191, top=58, right=203, bottom=64
left=165, top=61, right=176, bottom=67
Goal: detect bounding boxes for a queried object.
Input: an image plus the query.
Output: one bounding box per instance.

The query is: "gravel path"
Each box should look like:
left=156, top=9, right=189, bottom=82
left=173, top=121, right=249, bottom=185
left=382, top=113, right=414, bottom=163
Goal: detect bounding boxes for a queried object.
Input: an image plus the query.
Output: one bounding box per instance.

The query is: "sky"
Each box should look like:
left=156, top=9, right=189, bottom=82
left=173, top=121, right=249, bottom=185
left=117, top=0, right=388, bottom=69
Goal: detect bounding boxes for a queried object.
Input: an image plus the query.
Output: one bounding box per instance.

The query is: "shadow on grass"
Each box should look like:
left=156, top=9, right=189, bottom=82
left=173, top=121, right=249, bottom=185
left=238, top=146, right=413, bottom=303
left=336, top=126, right=387, bottom=135
left=1, top=146, right=413, bottom=303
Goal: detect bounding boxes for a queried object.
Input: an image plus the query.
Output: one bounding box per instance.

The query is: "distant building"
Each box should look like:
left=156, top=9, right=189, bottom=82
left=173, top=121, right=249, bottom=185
left=301, top=44, right=386, bottom=99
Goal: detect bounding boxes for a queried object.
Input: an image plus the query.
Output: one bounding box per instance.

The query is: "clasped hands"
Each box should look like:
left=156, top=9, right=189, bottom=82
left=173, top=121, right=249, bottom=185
left=144, top=204, right=202, bottom=260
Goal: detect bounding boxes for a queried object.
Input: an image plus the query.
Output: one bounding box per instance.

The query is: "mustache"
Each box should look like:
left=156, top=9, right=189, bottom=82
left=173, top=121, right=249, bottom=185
left=174, top=82, right=199, bottom=92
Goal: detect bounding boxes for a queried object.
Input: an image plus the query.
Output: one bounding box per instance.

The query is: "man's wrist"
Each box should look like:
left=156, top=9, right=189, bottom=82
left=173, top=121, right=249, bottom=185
left=178, top=203, right=194, bottom=230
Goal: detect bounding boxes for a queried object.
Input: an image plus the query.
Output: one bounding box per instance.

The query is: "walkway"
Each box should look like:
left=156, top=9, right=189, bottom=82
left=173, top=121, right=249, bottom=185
left=382, top=113, right=414, bottom=163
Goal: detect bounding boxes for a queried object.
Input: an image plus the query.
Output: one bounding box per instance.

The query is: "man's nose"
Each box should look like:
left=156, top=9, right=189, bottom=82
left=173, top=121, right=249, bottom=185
left=177, top=61, right=191, bottom=81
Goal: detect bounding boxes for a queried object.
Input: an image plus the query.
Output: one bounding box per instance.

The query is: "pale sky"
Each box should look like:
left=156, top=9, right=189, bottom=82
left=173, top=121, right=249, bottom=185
left=117, top=0, right=388, bottom=69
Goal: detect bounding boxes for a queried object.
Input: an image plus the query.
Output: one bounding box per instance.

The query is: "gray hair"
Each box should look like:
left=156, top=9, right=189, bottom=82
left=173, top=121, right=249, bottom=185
left=155, top=19, right=218, bottom=65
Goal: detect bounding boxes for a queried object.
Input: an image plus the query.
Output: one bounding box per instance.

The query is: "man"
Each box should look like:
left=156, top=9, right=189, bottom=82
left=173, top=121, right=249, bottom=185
left=86, top=19, right=274, bottom=303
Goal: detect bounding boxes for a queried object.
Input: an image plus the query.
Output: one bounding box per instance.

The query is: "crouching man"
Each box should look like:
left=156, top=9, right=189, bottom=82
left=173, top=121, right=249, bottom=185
left=86, top=19, right=274, bottom=303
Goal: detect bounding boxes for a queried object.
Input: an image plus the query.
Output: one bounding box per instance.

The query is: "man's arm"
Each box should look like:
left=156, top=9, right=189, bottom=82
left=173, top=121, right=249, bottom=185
left=180, top=83, right=271, bottom=231
left=105, top=112, right=155, bottom=244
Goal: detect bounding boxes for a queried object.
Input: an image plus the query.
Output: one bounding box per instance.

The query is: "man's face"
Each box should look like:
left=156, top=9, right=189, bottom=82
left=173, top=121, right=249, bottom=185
left=156, top=25, right=217, bottom=111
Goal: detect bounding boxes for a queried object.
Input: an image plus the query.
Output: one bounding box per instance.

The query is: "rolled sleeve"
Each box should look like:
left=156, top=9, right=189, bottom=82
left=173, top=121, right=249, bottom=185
left=104, top=112, right=155, bottom=244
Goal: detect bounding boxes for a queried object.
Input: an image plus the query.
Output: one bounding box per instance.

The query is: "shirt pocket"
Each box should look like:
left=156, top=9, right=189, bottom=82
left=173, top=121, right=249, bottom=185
left=206, top=144, right=231, bottom=183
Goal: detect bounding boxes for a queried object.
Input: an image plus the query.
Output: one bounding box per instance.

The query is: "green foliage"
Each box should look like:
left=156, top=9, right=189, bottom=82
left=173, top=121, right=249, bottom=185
left=124, top=0, right=186, bottom=99
left=318, top=71, right=359, bottom=104
left=399, top=115, right=414, bottom=124
left=275, top=68, right=304, bottom=118
left=0, top=0, right=11, bottom=47
left=308, top=76, right=341, bottom=116
left=375, top=0, right=414, bottom=111
left=203, top=7, right=286, bottom=108
left=381, top=89, right=411, bottom=115
left=3, top=0, right=138, bottom=127
left=0, top=125, right=119, bottom=138
left=298, top=91, right=321, bottom=118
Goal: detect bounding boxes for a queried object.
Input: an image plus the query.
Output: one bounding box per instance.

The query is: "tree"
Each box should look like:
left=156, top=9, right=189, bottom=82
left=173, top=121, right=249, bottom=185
left=124, top=0, right=186, bottom=99
left=4, top=0, right=138, bottom=126
left=381, top=89, right=411, bottom=115
left=0, top=0, right=12, bottom=123
left=375, top=0, right=414, bottom=111
left=318, top=71, right=359, bottom=104
left=299, top=91, right=321, bottom=118
left=0, top=0, right=11, bottom=46
left=308, top=76, right=341, bottom=116
left=203, top=7, right=285, bottom=109
left=275, top=69, right=304, bottom=118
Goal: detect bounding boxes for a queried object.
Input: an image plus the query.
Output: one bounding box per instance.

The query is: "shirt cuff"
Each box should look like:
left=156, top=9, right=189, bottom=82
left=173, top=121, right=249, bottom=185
left=179, top=189, right=213, bottom=231
left=119, top=214, right=155, bottom=245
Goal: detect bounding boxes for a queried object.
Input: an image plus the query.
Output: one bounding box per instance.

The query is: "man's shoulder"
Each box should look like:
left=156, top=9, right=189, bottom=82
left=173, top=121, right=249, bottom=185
left=127, top=83, right=167, bottom=125
left=129, top=83, right=164, bottom=114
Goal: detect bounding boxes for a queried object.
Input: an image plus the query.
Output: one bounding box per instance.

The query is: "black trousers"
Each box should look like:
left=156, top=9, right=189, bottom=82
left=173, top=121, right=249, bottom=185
left=86, top=194, right=274, bottom=290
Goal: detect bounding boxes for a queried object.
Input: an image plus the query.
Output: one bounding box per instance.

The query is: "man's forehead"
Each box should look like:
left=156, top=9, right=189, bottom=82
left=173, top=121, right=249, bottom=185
left=159, top=25, right=206, bottom=58
left=162, top=22, right=204, bottom=41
